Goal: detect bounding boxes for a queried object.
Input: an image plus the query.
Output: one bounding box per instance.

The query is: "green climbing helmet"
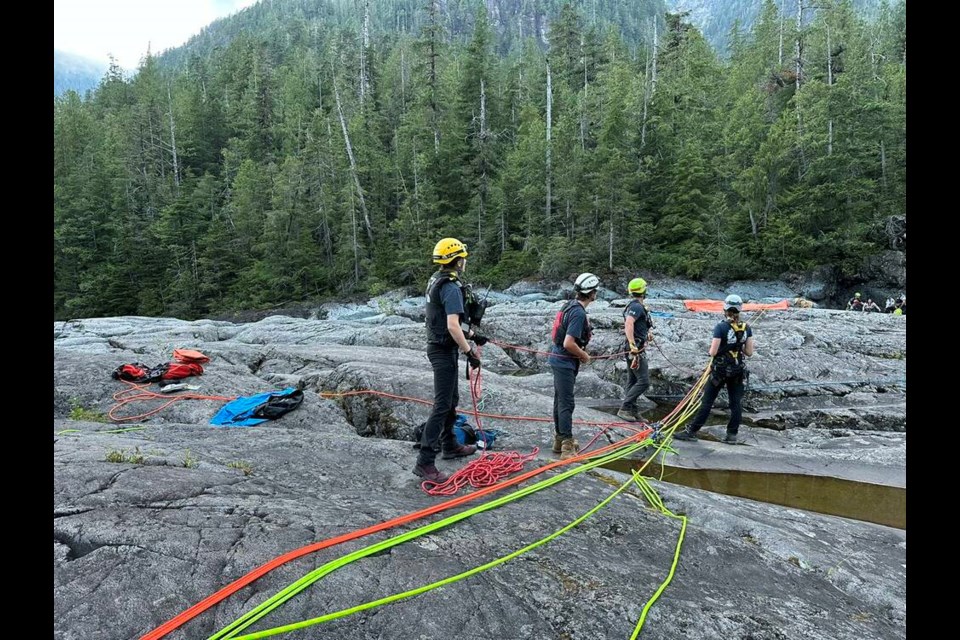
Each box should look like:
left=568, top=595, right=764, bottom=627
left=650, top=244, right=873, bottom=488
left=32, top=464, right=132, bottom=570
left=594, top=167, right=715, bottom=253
left=628, top=278, right=648, bottom=295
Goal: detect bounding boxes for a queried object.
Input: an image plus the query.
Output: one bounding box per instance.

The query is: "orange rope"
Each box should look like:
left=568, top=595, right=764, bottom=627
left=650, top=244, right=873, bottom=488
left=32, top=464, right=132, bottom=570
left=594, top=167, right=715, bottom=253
left=139, top=424, right=655, bottom=640
left=490, top=338, right=629, bottom=360
left=418, top=349, right=647, bottom=496
left=320, top=388, right=640, bottom=427
left=108, top=380, right=233, bottom=423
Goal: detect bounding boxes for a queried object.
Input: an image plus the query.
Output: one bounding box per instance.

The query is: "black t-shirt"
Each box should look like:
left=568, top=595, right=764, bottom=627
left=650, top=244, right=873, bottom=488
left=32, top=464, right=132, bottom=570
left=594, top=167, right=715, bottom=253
left=713, top=320, right=753, bottom=360
left=624, top=299, right=652, bottom=346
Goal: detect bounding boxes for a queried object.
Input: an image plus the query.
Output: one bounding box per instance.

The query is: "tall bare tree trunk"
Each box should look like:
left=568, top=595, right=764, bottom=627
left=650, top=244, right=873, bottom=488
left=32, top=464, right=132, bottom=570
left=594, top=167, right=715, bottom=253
left=827, top=23, right=833, bottom=156
left=192, top=240, right=199, bottom=284
left=428, top=0, right=441, bottom=154
left=545, top=63, right=552, bottom=228
left=360, top=0, right=370, bottom=106
left=795, top=2, right=804, bottom=88
left=400, top=46, right=406, bottom=110
left=580, top=33, right=587, bottom=152
left=335, top=81, right=374, bottom=242
left=641, top=17, right=658, bottom=149
left=640, top=37, right=652, bottom=148
left=778, top=0, right=786, bottom=66
left=166, top=84, right=180, bottom=192
left=412, top=139, right=422, bottom=234
left=392, top=127, right=415, bottom=240
left=795, top=3, right=806, bottom=174
left=478, top=78, right=487, bottom=242
left=608, top=210, right=614, bottom=270
left=651, top=18, right=658, bottom=89
left=517, top=63, right=523, bottom=107
left=350, top=189, right=359, bottom=283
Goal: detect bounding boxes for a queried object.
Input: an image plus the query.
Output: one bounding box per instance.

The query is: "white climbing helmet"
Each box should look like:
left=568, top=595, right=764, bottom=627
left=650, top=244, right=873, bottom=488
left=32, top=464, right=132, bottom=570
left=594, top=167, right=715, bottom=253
left=574, top=272, right=600, bottom=294
left=723, top=294, right=743, bottom=312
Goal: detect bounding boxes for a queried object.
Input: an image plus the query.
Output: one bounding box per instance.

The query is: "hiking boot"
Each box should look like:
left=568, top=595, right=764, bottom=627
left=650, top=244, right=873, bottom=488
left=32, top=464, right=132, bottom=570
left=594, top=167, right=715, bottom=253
left=413, top=463, right=449, bottom=483
left=441, top=444, right=477, bottom=460
left=559, top=438, right=580, bottom=460
left=552, top=434, right=564, bottom=454
left=673, top=428, right=698, bottom=441
left=722, top=432, right=738, bottom=444
left=616, top=408, right=639, bottom=423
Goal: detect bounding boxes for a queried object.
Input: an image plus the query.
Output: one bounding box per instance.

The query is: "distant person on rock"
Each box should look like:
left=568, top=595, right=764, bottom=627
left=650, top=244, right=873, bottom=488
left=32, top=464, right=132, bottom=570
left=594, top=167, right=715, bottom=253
left=413, top=238, right=488, bottom=484
left=893, top=297, right=905, bottom=315
left=548, top=272, right=600, bottom=459
left=847, top=292, right=864, bottom=311
left=675, top=294, right=755, bottom=445
left=863, top=298, right=881, bottom=312
left=885, top=297, right=896, bottom=313
left=617, top=277, right=653, bottom=423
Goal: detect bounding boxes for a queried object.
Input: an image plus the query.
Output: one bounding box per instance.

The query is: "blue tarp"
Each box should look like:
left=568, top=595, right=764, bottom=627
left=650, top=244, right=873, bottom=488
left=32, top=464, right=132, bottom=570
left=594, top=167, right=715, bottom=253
left=210, top=387, right=297, bottom=427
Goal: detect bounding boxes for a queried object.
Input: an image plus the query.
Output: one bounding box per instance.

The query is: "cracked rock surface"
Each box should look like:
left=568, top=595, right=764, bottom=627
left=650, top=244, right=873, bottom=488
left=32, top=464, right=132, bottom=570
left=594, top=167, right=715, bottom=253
left=54, top=296, right=905, bottom=640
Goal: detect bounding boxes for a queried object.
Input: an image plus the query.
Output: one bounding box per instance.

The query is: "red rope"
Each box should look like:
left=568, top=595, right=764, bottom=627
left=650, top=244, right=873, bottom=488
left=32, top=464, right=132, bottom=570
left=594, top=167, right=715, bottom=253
left=322, top=388, right=641, bottom=427
left=137, top=340, right=680, bottom=638
left=139, top=424, right=654, bottom=640
left=108, top=380, right=234, bottom=423
left=419, top=348, right=646, bottom=496
left=420, top=349, right=543, bottom=495
left=490, top=338, right=629, bottom=360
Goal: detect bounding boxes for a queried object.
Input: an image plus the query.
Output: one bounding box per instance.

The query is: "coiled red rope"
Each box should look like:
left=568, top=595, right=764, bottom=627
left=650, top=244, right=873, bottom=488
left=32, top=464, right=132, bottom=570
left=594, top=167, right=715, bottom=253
left=419, top=347, right=645, bottom=496
left=108, top=380, right=234, bottom=422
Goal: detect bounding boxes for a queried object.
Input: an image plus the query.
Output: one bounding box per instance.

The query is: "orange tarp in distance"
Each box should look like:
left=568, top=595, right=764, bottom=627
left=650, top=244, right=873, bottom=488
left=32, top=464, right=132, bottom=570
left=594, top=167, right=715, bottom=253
left=683, top=299, right=791, bottom=313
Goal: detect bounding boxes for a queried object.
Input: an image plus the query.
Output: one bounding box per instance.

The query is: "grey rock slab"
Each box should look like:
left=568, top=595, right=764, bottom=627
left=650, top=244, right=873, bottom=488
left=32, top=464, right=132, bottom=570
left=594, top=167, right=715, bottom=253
left=53, top=300, right=906, bottom=640
left=661, top=425, right=906, bottom=488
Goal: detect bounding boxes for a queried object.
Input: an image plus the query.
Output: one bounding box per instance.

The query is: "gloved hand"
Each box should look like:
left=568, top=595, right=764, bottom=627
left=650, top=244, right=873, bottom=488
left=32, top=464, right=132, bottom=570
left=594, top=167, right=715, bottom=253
left=471, top=333, right=489, bottom=346
left=629, top=343, right=641, bottom=356
left=465, top=347, right=482, bottom=370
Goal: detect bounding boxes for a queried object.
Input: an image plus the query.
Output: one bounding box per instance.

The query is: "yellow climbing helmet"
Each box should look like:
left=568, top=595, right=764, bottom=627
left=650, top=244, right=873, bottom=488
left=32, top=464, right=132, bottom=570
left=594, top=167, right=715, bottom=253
left=432, top=238, right=468, bottom=264
left=628, top=277, right=648, bottom=295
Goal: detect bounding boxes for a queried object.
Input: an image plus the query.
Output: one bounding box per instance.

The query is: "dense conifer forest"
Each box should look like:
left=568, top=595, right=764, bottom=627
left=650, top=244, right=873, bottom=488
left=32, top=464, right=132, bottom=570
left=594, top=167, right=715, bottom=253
left=54, top=0, right=905, bottom=319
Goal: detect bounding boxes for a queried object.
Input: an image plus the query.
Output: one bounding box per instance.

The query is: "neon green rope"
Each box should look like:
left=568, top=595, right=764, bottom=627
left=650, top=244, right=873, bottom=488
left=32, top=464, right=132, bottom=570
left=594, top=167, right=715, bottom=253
left=211, top=441, right=647, bottom=640
left=627, top=471, right=687, bottom=639
left=55, top=426, right=147, bottom=435
left=231, top=455, right=650, bottom=639
left=217, top=364, right=712, bottom=640
left=229, top=447, right=689, bottom=640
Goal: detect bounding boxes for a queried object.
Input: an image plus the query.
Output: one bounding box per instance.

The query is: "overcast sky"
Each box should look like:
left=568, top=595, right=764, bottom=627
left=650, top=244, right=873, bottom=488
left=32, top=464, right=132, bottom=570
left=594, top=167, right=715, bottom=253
left=54, top=0, right=259, bottom=69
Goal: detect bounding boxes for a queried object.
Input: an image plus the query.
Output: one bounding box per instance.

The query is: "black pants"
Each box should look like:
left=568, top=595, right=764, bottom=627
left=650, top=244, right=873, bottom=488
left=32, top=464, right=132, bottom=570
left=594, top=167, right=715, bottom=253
left=688, top=373, right=745, bottom=435
left=551, top=365, right=578, bottom=438
left=417, top=344, right=460, bottom=466
left=620, top=354, right=650, bottom=412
